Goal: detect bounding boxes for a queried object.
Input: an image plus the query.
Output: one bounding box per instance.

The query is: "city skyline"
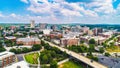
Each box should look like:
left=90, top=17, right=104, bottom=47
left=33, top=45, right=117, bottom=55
left=0, top=0, right=120, bottom=24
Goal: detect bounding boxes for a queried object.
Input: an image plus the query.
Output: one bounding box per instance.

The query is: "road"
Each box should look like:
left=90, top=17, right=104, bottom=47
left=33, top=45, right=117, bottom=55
left=43, top=40, right=108, bottom=68
left=16, top=54, right=24, bottom=61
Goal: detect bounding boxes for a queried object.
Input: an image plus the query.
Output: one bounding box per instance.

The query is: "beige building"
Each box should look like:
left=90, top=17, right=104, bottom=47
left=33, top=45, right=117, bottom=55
left=99, top=32, right=113, bottom=38
left=30, top=20, right=35, bottom=28
left=0, top=51, right=16, bottom=68
left=80, top=36, right=106, bottom=45
left=87, top=30, right=93, bottom=36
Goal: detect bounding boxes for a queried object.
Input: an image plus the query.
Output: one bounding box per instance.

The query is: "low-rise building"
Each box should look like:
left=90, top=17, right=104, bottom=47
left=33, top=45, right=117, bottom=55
left=5, top=61, right=29, bottom=68
left=99, top=32, right=113, bottom=38
left=63, top=32, right=82, bottom=38
left=43, top=29, right=52, bottom=35
left=5, top=36, right=16, bottom=41
left=16, top=37, right=41, bottom=46
left=80, top=36, right=106, bottom=45
left=91, top=36, right=106, bottom=45
left=80, top=36, right=91, bottom=43
left=0, top=51, right=16, bottom=68
left=60, top=38, right=79, bottom=47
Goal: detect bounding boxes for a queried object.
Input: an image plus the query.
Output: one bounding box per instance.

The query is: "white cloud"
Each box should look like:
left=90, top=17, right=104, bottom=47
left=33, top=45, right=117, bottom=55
left=0, top=13, right=4, bottom=17
left=61, top=9, right=82, bottom=16
left=27, top=0, right=101, bottom=22
left=10, top=13, right=17, bottom=17
left=21, top=0, right=29, bottom=4
left=1, top=0, right=120, bottom=24
left=85, top=0, right=114, bottom=14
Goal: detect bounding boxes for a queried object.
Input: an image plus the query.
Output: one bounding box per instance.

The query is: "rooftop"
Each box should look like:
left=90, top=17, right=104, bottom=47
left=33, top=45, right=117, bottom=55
left=5, top=36, right=16, bottom=39
left=0, top=51, right=15, bottom=59
left=5, top=61, right=29, bottom=68
left=17, top=37, right=40, bottom=42
left=63, top=32, right=82, bottom=38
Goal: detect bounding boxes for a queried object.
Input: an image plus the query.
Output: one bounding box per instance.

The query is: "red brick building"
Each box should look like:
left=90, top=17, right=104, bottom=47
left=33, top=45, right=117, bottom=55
left=60, top=38, right=79, bottom=47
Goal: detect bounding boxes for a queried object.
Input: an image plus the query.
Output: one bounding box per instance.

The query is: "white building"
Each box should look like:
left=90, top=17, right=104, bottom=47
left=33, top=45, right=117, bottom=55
left=5, top=61, right=29, bottom=68
left=43, top=29, right=52, bottom=35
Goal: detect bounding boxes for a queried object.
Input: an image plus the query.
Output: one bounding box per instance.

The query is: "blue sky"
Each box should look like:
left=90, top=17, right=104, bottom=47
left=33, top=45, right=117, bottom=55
left=0, top=0, right=120, bottom=24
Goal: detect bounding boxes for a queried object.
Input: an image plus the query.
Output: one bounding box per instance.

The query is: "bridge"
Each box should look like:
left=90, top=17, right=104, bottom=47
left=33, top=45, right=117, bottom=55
left=43, top=40, right=108, bottom=68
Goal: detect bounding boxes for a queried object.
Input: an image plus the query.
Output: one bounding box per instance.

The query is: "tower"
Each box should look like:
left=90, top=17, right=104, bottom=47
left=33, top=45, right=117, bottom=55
left=30, top=20, right=35, bottom=28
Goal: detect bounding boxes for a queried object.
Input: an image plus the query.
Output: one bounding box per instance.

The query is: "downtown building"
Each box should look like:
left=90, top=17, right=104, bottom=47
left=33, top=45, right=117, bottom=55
left=92, top=28, right=103, bottom=36
left=30, top=20, right=35, bottom=28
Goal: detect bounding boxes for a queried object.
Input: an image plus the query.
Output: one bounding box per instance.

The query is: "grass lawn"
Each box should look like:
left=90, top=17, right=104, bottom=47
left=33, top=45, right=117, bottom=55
left=24, top=52, right=39, bottom=64
left=59, top=61, right=83, bottom=68
left=106, top=46, right=120, bottom=52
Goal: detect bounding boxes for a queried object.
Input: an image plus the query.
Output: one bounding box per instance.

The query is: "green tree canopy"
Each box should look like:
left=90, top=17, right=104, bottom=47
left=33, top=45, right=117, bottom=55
left=32, top=44, right=42, bottom=51
left=50, top=60, right=58, bottom=68
left=89, top=39, right=96, bottom=44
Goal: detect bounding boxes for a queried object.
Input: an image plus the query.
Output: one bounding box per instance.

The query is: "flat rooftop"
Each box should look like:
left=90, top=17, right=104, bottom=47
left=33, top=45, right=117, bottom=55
left=5, top=61, right=29, bottom=68
left=0, top=51, right=15, bottom=59
left=5, top=36, right=16, bottom=39
left=17, top=37, right=40, bottom=42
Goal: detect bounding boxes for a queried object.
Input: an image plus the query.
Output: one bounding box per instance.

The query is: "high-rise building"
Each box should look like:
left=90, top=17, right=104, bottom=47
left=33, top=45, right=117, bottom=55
left=71, top=26, right=82, bottom=32
left=30, top=20, right=35, bottom=28
left=93, top=28, right=103, bottom=36
left=39, top=23, right=47, bottom=29
left=51, top=25, right=57, bottom=31
left=82, top=26, right=89, bottom=33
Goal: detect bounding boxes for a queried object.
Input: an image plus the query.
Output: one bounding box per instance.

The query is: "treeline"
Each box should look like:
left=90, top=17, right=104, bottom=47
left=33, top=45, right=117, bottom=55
left=9, top=44, right=42, bottom=54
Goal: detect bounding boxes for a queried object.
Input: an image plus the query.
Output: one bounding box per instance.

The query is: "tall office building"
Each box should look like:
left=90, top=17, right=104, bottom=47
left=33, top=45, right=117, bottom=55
left=30, top=20, right=35, bottom=28
left=93, top=28, right=103, bottom=36
left=51, top=25, right=57, bottom=31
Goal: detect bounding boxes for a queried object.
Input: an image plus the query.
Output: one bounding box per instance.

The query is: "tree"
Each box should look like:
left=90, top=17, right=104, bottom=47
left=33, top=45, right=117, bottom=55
left=80, top=40, right=84, bottom=44
left=16, top=49, right=22, bottom=54
left=80, top=46, right=88, bottom=53
left=89, top=39, right=96, bottom=44
left=0, top=47, right=6, bottom=52
left=41, top=55, right=49, bottom=64
left=50, top=60, right=58, bottom=68
left=89, top=44, right=95, bottom=52
left=99, top=47, right=104, bottom=53
left=32, top=44, right=42, bottom=51
left=0, top=42, right=6, bottom=52
left=41, top=40, right=45, bottom=46
left=51, top=51, right=56, bottom=58
left=104, top=52, right=110, bottom=57
left=102, top=42, right=108, bottom=48
left=22, top=47, right=30, bottom=53
left=9, top=48, right=17, bottom=54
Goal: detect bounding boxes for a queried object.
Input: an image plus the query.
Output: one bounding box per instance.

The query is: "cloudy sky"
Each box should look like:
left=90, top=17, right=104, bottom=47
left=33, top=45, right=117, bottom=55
left=0, top=0, right=120, bottom=24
